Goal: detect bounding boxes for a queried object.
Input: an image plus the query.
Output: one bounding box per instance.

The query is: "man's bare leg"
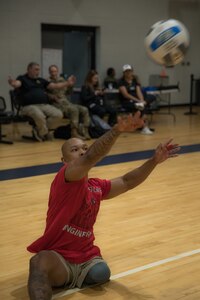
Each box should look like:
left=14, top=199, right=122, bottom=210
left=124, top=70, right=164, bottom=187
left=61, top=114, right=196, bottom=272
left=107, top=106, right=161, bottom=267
left=28, top=251, right=69, bottom=300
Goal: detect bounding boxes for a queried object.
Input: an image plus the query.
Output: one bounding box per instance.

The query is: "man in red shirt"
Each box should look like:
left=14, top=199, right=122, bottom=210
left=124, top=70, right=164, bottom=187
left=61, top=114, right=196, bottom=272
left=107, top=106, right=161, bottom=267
left=27, top=111, right=180, bottom=299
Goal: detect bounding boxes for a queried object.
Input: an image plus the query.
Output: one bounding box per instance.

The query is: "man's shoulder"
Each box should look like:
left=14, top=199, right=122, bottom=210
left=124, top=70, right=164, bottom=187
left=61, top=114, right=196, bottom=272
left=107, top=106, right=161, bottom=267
left=17, top=73, right=27, bottom=81
left=88, top=178, right=111, bottom=199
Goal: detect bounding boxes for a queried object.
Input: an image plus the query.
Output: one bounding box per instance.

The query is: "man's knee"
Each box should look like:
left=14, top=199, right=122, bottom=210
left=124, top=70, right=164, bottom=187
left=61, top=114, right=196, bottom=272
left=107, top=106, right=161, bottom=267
left=48, top=105, right=63, bottom=118
left=66, top=106, right=78, bottom=122
left=84, top=262, right=111, bottom=285
left=29, top=251, right=51, bottom=273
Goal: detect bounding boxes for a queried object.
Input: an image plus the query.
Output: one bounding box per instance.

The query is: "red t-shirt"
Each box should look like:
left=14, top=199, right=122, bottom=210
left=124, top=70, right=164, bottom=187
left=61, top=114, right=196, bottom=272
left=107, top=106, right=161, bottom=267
left=27, top=165, right=111, bottom=263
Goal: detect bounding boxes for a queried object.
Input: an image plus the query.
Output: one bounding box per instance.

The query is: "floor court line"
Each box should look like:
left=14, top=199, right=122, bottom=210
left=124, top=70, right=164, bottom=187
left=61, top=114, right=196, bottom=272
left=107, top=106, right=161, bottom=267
left=1, top=143, right=200, bottom=181
left=53, top=248, right=200, bottom=299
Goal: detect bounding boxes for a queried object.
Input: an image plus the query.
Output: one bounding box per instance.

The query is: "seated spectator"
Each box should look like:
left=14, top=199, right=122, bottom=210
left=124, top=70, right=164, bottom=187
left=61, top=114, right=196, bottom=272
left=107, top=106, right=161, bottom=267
left=8, top=62, right=76, bottom=141
left=103, top=67, right=118, bottom=89
left=48, top=65, right=91, bottom=140
left=118, top=64, right=154, bottom=135
left=81, top=70, right=117, bottom=127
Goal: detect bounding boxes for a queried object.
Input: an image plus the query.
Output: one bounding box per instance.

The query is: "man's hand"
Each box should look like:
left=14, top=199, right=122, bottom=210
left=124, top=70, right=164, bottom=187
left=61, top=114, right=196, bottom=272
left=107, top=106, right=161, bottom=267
left=8, top=76, right=16, bottom=86
left=153, top=138, right=180, bottom=164
left=67, top=75, right=76, bottom=87
left=8, top=76, right=21, bottom=88
left=116, top=111, right=144, bottom=132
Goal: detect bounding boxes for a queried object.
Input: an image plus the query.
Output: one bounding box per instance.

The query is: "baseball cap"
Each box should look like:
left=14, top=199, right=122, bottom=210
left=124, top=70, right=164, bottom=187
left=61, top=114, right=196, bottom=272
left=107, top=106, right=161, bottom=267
left=122, top=64, right=132, bottom=72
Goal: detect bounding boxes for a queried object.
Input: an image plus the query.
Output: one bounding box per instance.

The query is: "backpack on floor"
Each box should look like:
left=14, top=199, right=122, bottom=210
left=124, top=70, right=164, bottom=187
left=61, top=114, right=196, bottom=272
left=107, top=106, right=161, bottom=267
left=53, top=124, right=71, bottom=139
left=88, top=125, right=107, bottom=138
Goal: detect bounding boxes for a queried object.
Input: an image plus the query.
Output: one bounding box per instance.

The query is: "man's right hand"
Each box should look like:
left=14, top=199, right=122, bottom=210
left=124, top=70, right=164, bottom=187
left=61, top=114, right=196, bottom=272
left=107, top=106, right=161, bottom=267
left=8, top=76, right=21, bottom=88
left=116, top=111, right=144, bottom=132
left=8, top=76, right=14, bottom=86
left=67, top=75, right=76, bottom=87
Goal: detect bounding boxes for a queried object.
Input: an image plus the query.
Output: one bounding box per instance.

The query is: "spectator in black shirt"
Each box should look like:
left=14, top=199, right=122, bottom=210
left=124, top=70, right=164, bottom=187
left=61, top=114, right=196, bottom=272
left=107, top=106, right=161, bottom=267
left=8, top=62, right=76, bottom=141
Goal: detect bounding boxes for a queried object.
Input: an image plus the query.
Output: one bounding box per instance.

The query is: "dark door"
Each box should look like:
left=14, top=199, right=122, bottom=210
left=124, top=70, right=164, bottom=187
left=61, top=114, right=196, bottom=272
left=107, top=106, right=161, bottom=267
left=42, top=24, right=96, bottom=87
left=63, top=31, right=93, bottom=87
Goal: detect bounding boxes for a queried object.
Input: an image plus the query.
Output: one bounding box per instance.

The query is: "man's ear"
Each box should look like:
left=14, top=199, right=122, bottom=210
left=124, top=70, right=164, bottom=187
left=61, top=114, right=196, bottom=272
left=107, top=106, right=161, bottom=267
left=61, top=156, right=69, bottom=164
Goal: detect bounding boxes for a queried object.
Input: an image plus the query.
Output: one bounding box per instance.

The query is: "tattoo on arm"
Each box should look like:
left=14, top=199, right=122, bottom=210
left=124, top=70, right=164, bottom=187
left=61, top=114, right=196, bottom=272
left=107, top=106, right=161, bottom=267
left=86, top=127, right=120, bottom=163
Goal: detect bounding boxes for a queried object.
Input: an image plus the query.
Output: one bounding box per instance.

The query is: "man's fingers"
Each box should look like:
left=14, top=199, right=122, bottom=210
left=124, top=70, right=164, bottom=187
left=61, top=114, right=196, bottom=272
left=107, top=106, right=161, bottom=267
left=164, top=138, right=173, bottom=147
left=168, top=146, right=181, bottom=154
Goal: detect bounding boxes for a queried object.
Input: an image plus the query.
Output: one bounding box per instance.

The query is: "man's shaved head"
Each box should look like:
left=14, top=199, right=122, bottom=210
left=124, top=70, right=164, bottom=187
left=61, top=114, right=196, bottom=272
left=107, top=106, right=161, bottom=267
left=61, top=138, right=81, bottom=156
left=61, top=138, right=89, bottom=163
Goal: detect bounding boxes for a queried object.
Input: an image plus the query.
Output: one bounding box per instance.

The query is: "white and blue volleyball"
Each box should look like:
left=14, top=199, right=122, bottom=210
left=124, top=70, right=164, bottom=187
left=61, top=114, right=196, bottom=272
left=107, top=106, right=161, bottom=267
left=144, top=19, right=190, bottom=67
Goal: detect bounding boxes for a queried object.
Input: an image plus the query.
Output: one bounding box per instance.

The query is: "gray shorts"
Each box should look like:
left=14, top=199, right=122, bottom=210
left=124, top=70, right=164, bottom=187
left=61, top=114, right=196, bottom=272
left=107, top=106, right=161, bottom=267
left=51, top=251, right=106, bottom=289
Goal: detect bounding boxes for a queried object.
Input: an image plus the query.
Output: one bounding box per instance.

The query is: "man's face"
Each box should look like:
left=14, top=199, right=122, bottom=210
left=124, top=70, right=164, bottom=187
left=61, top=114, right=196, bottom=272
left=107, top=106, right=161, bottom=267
left=62, top=138, right=89, bottom=163
left=28, top=65, right=40, bottom=78
left=49, top=66, right=59, bottom=80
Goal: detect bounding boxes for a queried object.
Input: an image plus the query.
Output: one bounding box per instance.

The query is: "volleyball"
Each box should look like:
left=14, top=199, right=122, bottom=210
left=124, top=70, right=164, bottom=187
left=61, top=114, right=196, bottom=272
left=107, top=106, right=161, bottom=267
left=144, top=19, right=190, bottom=67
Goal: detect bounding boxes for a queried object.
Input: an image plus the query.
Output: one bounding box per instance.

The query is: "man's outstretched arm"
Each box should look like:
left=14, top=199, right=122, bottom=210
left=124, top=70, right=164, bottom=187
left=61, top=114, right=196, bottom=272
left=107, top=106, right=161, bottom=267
left=106, top=139, right=180, bottom=199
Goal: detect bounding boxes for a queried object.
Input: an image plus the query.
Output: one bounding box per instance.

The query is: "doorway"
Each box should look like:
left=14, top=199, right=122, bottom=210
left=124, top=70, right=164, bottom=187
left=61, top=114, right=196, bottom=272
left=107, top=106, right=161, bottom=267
left=41, top=24, right=96, bottom=87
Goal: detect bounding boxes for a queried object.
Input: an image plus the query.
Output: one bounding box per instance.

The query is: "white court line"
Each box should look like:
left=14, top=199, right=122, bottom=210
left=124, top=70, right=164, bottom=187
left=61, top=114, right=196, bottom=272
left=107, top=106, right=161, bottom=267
left=53, top=248, right=200, bottom=299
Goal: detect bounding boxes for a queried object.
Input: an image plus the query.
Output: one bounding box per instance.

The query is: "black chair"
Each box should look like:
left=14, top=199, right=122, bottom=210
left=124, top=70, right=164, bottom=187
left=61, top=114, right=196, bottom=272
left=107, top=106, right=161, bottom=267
left=9, top=90, right=37, bottom=141
left=0, top=96, right=13, bottom=144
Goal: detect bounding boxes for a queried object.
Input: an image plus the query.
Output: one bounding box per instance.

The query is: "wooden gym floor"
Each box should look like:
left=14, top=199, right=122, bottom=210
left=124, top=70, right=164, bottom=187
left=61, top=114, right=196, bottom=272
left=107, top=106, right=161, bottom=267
left=0, top=106, right=200, bottom=300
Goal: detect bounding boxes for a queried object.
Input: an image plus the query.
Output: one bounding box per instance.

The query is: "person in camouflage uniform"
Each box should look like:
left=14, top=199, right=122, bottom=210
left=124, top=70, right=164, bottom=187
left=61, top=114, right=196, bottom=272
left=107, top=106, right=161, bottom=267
left=48, top=65, right=91, bottom=140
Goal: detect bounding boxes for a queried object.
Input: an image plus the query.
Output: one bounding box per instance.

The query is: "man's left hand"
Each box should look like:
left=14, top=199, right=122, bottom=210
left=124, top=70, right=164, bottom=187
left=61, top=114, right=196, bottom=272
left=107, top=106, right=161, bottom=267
left=153, top=139, right=180, bottom=164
